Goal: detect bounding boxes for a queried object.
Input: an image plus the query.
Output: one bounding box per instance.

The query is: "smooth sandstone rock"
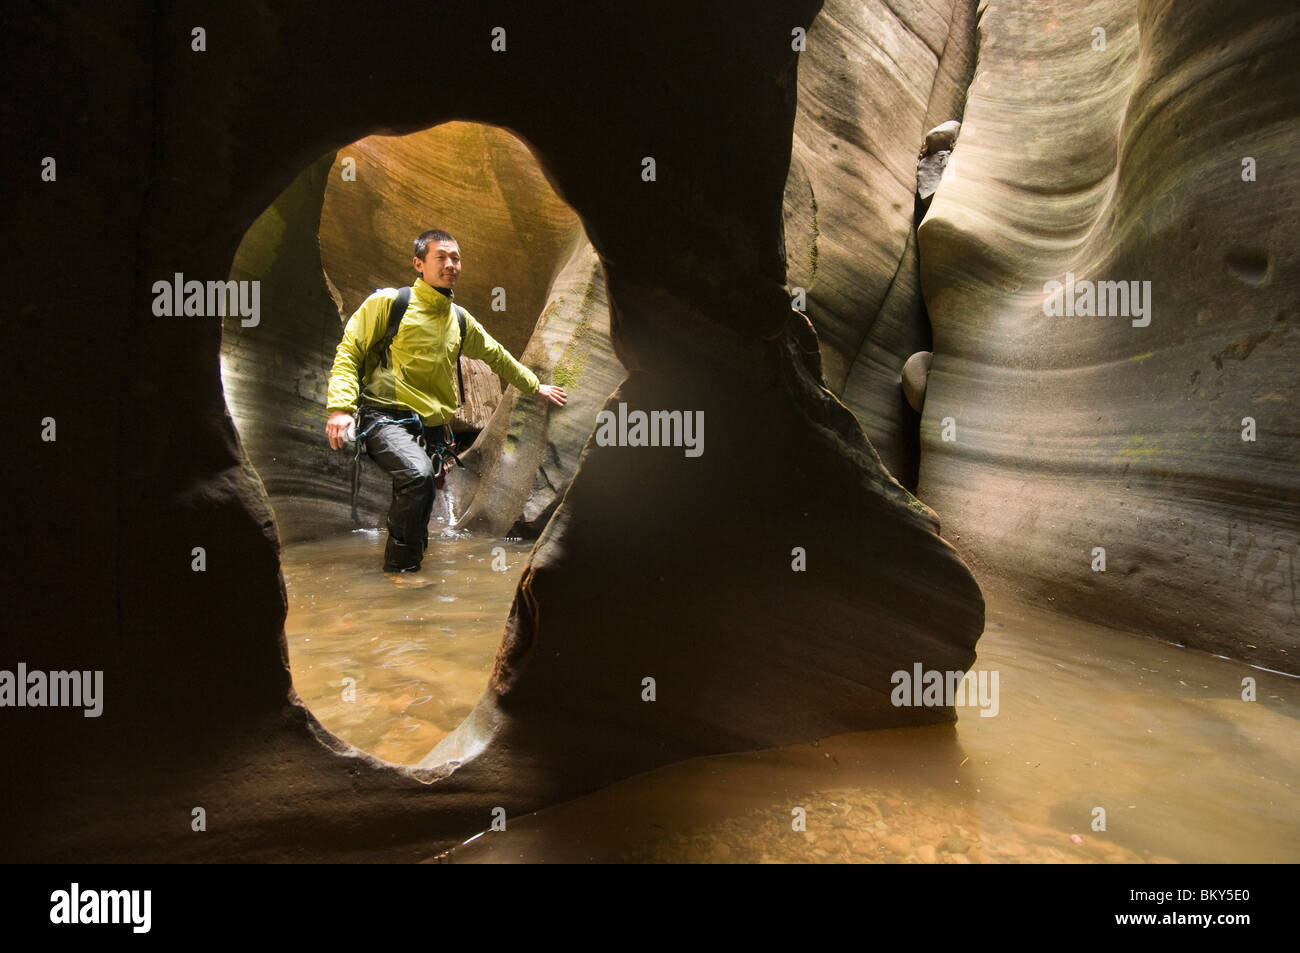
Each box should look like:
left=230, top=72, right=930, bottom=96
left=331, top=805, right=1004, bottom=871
left=786, top=0, right=978, bottom=488
left=924, top=121, right=961, bottom=156
left=17, top=0, right=1288, bottom=868
left=917, top=0, right=1299, bottom=666
left=455, top=239, right=621, bottom=537
left=901, top=351, right=933, bottom=412
left=222, top=154, right=379, bottom=543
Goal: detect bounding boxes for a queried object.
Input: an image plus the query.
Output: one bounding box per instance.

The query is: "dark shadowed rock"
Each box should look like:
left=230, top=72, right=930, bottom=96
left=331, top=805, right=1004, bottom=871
left=5, top=0, right=986, bottom=863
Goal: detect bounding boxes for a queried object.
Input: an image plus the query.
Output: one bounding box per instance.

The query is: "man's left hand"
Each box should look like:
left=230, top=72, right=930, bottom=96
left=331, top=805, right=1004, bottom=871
left=536, top=384, right=568, bottom=407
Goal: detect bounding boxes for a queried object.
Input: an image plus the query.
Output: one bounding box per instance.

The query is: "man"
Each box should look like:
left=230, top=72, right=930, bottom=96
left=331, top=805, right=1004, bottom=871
left=325, top=229, right=567, bottom=572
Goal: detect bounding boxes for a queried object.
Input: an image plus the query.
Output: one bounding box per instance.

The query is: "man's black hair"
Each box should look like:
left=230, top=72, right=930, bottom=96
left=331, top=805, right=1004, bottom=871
left=414, top=229, right=458, bottom=260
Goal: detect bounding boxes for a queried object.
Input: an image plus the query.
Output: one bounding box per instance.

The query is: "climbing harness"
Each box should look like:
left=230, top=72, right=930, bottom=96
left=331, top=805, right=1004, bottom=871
left=349, top=408, right=466, bottom=523
left=425, top=423, right=465, bottom=482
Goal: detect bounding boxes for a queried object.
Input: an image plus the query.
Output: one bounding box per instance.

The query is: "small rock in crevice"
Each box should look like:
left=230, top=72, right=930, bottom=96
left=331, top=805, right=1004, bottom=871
left=916, top=120, right=962, bottom=206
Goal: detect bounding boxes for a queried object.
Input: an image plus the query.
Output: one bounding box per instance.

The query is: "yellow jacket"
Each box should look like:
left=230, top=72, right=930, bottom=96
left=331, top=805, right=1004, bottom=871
left=326, top=277, right=539, bottom=426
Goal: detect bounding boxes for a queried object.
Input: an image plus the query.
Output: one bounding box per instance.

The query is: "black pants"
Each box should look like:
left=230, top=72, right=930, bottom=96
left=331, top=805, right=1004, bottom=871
left=358, top=405, right=442, bottom=571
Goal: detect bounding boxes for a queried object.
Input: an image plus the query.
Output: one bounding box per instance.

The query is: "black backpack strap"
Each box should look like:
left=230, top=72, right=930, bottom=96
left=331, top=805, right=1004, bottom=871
left=454, top=304, right=467, bottom=407
left=367, top=288, right=464, bottom=406
left=370, top=286, right=411, bottom=370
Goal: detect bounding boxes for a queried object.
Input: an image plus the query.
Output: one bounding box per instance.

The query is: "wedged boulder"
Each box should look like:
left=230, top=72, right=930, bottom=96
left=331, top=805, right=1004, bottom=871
left=917, top=120, right=961, bottom=202
left=901, top=351, right=933, bottom=413
left=455, top=361, right=512, bottom=434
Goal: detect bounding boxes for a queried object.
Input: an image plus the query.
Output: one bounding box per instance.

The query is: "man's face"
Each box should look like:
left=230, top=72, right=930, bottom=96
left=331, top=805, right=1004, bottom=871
left=414, top=240, right=461, bottom=288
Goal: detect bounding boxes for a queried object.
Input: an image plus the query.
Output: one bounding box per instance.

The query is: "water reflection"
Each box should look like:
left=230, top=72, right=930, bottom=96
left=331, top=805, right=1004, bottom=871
left=438, top=592, right=1300, bottom=864
left=283, top=528, right=1300, bottom=863
left=283, top=527, right=529, bottom=765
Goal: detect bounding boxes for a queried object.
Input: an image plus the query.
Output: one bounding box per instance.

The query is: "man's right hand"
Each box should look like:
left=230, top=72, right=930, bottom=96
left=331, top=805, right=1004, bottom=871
left=326, top=411, right=356, bottom=450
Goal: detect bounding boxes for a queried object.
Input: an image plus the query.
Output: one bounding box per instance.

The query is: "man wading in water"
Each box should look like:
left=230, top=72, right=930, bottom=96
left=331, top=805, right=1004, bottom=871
left=325, top=229, right=567, bottom=572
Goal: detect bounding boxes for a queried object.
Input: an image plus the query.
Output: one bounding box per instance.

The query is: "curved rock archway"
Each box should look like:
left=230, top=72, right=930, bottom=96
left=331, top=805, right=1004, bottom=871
left=220, top=121, right=609, bottom=543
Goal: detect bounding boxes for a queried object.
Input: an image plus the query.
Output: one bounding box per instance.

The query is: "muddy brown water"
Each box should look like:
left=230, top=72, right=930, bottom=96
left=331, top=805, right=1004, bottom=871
left=283, top=528, right=1299, bottom=864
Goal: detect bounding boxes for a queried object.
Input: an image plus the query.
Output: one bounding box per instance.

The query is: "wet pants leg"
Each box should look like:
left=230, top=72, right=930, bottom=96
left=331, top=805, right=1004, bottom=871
left=360, top=410, right=435, bottom=571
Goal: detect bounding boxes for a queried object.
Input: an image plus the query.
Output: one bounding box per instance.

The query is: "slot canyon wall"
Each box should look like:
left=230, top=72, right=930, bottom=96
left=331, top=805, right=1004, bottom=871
left=783, top=0, right=978, bottom=489
left=916, top=0, right=1299, bottom=666
left=779, top=0, right=1298, bottom=672
left=3, top=0, right=1295, bottom=862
